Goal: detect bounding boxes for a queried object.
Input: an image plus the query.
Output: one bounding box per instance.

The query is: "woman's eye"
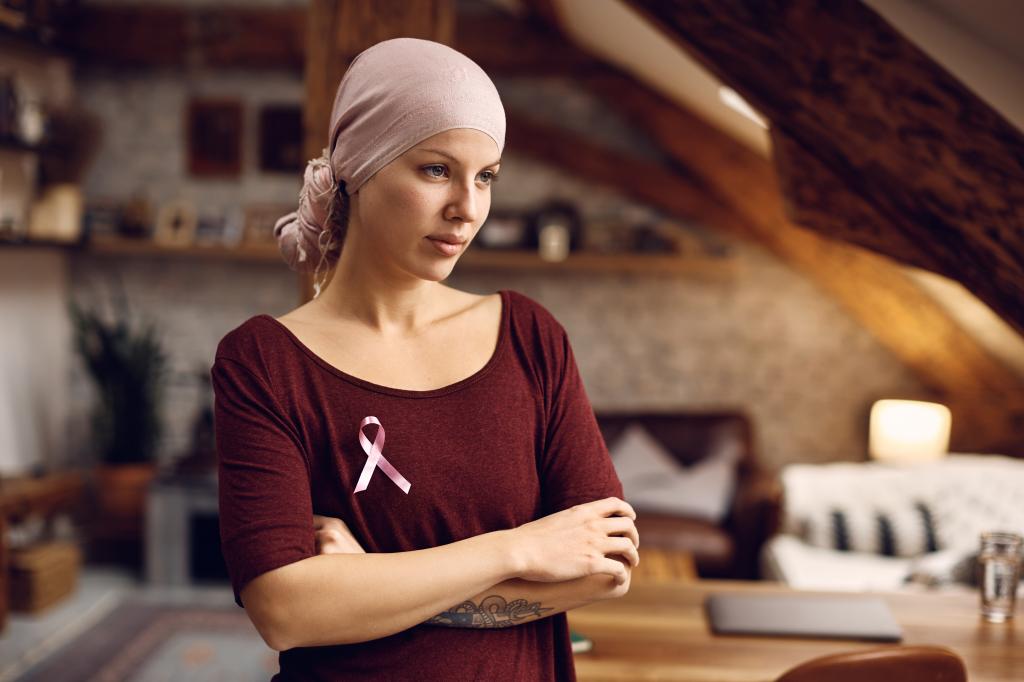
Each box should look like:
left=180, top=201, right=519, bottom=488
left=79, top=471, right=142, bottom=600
left=423, top=165, right=499, bottom=185
left=424, top=164, right=447, bottom=179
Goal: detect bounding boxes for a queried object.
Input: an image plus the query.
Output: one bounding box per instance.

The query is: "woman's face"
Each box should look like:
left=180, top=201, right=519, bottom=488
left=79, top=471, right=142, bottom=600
left=347, top=127, right=501, bottom=282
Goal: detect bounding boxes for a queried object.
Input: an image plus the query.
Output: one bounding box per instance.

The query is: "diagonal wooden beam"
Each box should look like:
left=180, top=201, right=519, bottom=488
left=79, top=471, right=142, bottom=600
left=513, top=0, right=1024, bottom=454
left=622, top=0, right=1024, bottom=340
left=576, top=71, right=1016, bottom=389
left=506, top=103, right=1024, bottom=454
left=506, top=114, right=747, bottom=237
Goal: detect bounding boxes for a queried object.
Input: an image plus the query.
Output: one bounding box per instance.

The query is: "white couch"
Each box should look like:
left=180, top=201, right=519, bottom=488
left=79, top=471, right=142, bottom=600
left=761, top=454, right=1024, bottom=591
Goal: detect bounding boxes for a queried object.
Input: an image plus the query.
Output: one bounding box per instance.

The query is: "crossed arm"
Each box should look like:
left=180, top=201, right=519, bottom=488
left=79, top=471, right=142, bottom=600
left=313, top=514, right=633, bottom=629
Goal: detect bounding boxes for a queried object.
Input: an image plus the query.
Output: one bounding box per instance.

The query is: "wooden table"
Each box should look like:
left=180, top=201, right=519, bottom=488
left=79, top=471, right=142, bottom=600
left=567, top=579, right=1022, bottom=682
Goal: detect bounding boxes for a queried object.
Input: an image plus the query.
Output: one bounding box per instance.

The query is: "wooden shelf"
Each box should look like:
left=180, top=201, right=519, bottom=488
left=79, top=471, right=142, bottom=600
left=3, top=233, right=735, bottom=276
left=459, top=247, right=733, bottom=275
left=86, top=233, right=281, bottom=263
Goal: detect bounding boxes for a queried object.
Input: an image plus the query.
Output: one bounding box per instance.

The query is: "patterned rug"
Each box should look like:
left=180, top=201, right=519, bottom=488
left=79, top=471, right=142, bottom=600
left=15, top=599, right=278, bottom=682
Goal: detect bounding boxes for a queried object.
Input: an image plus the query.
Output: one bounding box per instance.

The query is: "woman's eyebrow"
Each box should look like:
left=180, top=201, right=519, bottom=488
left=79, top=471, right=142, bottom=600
left=417, top=148, right=501, bottom=167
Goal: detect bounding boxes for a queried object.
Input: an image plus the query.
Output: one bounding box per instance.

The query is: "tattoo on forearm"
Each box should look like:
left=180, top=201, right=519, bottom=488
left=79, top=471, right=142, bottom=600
left=426, top=595, right=553, bottom=628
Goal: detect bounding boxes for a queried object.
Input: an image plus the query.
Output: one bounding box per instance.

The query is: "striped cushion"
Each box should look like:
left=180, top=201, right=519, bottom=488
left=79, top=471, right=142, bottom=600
left=803, top=500, right=940, bottom=557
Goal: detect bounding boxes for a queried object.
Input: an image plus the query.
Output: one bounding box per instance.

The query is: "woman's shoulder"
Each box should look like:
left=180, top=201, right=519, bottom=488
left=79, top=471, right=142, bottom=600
left=213, top=313, right=284, bottom=369
left=502, top=289, right=568, bottom=336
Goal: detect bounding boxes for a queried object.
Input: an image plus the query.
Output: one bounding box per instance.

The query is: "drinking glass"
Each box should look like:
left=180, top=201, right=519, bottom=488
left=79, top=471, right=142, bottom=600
left=978, top=531, right=1023, bottom=623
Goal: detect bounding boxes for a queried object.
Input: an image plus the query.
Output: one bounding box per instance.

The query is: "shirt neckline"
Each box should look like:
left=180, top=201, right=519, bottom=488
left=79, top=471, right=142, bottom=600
left=257, top=288, right=511, bottom=399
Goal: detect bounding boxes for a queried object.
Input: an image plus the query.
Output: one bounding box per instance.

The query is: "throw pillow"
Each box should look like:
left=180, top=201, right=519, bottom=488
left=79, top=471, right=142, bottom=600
left=609, top=422, right=739, bottom=523
left=802, top=500, right=941, bottom=557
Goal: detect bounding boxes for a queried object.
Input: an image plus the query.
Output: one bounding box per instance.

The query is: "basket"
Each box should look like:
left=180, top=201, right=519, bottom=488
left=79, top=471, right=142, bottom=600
left=8, top=540, right=82, bottom=613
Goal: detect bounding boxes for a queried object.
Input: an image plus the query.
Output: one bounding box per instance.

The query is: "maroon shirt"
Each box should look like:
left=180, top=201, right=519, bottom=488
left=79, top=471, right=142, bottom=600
left=212, top=288, right=624, bottom=681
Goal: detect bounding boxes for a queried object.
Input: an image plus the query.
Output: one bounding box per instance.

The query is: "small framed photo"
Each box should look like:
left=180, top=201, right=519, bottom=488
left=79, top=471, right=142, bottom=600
left=259, top=105, right=303, bottom=173
left=82, top=199, right=123, bottom=238
left=187, top=99, right=243, bottom=177
left=153, top=198, right=198, bottom=247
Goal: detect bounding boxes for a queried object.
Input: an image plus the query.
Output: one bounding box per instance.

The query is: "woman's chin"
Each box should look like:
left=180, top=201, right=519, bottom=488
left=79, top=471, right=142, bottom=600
left=407, top=256, right=459, bottom=282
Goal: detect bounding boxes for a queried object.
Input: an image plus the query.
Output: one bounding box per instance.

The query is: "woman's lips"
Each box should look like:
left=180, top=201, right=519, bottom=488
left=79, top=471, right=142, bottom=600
left=427, top=237, right=463, bottom=256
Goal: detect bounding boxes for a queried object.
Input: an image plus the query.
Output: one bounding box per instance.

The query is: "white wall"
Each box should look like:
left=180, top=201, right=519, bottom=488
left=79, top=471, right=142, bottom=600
left=0, top=249, right=72, bottom=475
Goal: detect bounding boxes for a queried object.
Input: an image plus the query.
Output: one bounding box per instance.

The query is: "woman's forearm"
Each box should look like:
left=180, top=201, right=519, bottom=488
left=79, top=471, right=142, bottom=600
left=422, top=570, right=628, bottom=628
left=252, top=529, right=520, bottom=650
left=424, top=555, right=631, bottom=629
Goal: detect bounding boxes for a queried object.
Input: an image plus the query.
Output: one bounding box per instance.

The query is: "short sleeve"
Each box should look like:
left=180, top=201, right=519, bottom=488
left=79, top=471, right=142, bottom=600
left=538, top=328, right=624, bottom=515
left=212, top=355, right=316, bottom=608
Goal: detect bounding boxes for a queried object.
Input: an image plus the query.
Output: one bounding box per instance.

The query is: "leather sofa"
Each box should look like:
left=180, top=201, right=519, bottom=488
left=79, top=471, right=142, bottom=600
left=594, top=411, right=778, bottom=579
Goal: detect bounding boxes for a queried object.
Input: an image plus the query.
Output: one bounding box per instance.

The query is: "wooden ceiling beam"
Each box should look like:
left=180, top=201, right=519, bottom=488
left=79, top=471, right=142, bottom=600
left=623, top=0, right=1024, bottom=339
left=58, top=5, right=599, bottom=77
left=65, top=5, right=305, bottom=70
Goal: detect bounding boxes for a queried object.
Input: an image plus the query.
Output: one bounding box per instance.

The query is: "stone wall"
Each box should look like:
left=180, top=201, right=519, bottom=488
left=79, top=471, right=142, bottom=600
left=61, top=8, right=932, bottom=472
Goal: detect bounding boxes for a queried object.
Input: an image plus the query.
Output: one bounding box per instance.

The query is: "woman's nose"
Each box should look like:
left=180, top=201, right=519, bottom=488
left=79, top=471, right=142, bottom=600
left=447, top=179, right=481, bottom=224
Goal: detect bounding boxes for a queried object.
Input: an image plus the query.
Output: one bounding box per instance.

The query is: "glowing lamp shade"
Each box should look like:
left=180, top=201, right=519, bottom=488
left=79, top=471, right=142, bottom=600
left=869, top=399, right=951, bottom=462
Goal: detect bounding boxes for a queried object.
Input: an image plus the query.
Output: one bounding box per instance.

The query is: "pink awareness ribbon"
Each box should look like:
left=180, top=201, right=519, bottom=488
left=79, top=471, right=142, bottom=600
left=353, top=416, right=411, bottom=494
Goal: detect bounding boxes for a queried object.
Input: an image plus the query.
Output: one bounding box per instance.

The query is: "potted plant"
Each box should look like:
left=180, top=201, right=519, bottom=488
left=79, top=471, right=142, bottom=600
left=68, top=292, right=169, bottom=563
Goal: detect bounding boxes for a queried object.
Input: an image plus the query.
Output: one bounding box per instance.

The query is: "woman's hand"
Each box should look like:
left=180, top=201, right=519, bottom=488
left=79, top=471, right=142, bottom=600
left=602, top=555, right=633, bottom=600
left=313, top=514, right=366, bottom=555
left=507, top=496, right=640, bottom=585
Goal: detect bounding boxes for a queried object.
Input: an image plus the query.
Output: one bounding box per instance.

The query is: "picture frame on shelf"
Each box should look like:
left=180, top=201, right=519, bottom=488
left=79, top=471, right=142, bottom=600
left=153, top=198, right=197, bottom=247
left=191, top=208, right=232, bottom=247
left=219, top=206, right=246, bottom=248
left=186, top=99, right=242, bottom=177
left=118, top=194, right=152, bottom=238
left=82, top=200, right=122, bottom=239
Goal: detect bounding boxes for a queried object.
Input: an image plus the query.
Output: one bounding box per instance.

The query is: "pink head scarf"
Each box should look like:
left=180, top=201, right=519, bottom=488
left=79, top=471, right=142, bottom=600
left=274, top=37, right=506, bottom=294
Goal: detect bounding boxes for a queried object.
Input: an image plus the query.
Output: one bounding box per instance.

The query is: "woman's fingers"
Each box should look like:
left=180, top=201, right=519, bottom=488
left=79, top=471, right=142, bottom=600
left=593, top=496, right=636, bottom=521
left=601, top=516, right=639, bottom=548
left=601, top=555, right=630, bottom=585
left=313, top=514, right=348, bottom=532
left=604, top=536, right=640, bottom=568
left=312, top=514, right=366, bottom=554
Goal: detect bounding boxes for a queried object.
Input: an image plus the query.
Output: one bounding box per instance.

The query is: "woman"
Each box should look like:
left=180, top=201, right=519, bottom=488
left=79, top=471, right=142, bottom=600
left=212, top=37, right=639, bottom=681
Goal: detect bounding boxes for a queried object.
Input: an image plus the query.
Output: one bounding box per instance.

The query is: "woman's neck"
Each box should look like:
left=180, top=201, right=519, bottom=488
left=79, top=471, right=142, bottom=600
left=313, top=270, right=452, bottom=337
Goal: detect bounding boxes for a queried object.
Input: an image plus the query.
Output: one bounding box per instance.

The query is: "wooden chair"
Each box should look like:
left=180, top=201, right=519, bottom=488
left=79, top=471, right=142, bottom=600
left=775, top=645, right=967, bottom=682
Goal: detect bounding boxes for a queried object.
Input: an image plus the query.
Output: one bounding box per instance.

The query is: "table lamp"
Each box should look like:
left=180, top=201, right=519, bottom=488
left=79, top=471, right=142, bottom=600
left=869, top=399, right=951, bottom=463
